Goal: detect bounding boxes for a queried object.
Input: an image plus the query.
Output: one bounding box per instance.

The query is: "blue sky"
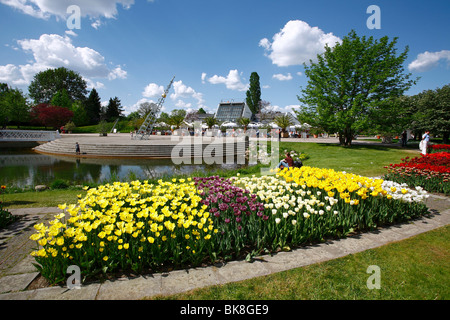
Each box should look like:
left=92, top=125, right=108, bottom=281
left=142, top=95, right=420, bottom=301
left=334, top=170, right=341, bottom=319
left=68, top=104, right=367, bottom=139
left=0, top=0, right=449, bottom=116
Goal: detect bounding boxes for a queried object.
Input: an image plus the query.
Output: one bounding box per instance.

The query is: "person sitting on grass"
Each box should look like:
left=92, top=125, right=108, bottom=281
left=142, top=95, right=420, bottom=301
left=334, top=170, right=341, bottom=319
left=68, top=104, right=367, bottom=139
left=277, top=152, right=294, bottom=169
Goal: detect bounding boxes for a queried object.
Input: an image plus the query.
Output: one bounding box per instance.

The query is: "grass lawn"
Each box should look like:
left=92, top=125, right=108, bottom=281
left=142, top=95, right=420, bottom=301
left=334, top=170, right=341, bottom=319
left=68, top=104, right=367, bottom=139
left=2, top=189, right=87, bottom=209
left=281, top=142, right=417, bottom=177
left=150, top=225, right=450, bottom=300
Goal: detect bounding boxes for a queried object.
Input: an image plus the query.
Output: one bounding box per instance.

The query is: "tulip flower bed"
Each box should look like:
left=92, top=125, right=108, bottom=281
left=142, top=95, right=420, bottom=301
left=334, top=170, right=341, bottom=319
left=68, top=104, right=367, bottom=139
left=430, top=144, right=450, bottom=153
left=30, top=168, right=430, bottom=285
left=384, top=152, right=450, bottom=194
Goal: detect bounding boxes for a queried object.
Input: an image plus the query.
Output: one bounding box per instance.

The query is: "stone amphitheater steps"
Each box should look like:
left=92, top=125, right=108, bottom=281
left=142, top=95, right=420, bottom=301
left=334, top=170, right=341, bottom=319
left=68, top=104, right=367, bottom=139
left=33, top=138, right=248, bottom=159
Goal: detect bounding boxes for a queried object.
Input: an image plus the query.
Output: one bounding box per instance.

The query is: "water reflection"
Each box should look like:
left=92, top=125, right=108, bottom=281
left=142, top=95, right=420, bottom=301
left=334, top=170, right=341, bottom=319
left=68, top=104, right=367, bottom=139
left=0, top=149, right=241, bottom=187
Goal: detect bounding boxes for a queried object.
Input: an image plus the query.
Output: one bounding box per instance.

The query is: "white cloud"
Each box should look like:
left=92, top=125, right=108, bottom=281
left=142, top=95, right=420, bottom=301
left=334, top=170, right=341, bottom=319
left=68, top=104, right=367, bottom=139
left=201, top=72, right=207, bottom=84
left=170, top=80, right=205, bottom=107
left=408, top=50, right=450, bottom=72
left=123, top=97, right=156, bottom=116
left=272, top=73, right=293, bottom=81
left=260, top=20, right=341, bottom=67
left=0, top=33, right=127, bottom=86
left=207, top=69, right=248, bottom=91
left=108, top=66, right=127, bottom=80
left=142, top=80, right=206, bottom=111
left=142, top=83, right=164, bottom=98
left=272, top=104, right=300, bottom=115
left=0, top=0, right=135, bottom=20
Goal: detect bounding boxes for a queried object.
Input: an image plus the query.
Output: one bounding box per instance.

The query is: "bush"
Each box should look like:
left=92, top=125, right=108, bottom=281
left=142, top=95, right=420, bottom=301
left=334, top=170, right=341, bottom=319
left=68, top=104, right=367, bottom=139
left=50, top=179, right=69, bottom=189
left=0, top=185, right=18, bottom=229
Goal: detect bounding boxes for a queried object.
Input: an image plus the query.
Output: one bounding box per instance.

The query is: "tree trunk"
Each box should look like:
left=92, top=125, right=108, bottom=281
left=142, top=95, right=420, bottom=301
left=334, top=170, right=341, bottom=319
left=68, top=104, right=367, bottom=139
left=339, top=129, right=353, bottom=146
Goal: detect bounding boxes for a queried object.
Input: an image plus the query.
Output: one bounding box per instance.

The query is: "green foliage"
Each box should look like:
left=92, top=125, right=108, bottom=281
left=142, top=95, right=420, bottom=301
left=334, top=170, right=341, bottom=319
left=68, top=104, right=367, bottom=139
left=50, top=179, right=70, bottom=189
left=204, top=116, right=219, bottom=129
left=104, top=96, right=124, bottom=122
left=246, top=72, right=261, bottom=115
left=408, top=84, right=450, bottom=143
left=167, top=109, right=187, bottom=129
left=296, top=30, right=417, bottom=146
left=84, top=88, right=102, bottom=125
left=51, top=89, right=72, bottom=109
left=274, top=113, right=294, bottom=132
left=64, top=120, right=76, bottom=132
left=28, top=67, right=88, bottom=104
left=0, top=185, right=18, bottom=229
left=0, top=83, right=30, bottom=127
left=237, top=117, right=251, bottom=129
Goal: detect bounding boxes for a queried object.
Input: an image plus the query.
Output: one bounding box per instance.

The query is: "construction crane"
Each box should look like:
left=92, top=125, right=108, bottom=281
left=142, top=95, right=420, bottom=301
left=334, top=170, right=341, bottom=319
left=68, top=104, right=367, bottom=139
left=134, top=76, right=175, bottom=140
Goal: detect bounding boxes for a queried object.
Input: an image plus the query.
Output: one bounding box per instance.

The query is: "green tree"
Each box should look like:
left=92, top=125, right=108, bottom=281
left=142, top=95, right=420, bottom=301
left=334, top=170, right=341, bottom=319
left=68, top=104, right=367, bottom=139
left=84, top=88, right=102, bottom=125
left=409, top=84, right=450, bottom=143
left=246, top=72, right=261, bottom=117
left=295, top=30, right=416, bottom=146
left=0, top=84, right=29, bottom=128
left=51, top=89, right=72, bottom=109
left=204, top=116, right=219, bottom=129
left=105, top=97, right=124, bottom=122
left=274, top=113, right=294, bottom=135
left=167, top=109, right=187, bottom=129
left=28, top=67, right=88, bottom=104
left=70, top=100, right=89, bottom=127
left=238, top=117, right=251, bottom=131
left=158, top=112, right=170, bottom=124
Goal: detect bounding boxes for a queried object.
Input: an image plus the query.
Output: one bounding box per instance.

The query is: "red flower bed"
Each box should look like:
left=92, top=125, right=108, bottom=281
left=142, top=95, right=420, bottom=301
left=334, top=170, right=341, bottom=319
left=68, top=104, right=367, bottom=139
left=431, top=144, right=450, bottom=152
left=384, top=152, right=450, bottom=194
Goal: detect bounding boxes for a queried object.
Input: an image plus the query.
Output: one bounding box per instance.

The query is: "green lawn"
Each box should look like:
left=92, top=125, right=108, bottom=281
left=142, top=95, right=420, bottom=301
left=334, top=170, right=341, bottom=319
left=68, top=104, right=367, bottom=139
left=2, top=189, right=86, bottom=209
left=281, top=142, right=417, bottom=177
left=151, top=225, right=450, bottom=300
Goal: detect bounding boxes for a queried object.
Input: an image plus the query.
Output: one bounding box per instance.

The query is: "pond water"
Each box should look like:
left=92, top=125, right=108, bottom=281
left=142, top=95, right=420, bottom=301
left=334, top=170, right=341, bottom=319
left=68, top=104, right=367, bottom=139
left=0, top=148, right=243, bottom=188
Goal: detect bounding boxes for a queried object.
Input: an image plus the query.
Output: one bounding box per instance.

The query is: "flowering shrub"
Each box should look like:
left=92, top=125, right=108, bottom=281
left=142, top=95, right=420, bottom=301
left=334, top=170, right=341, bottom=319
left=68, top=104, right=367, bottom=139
left=384, top=152, right=450, bottom=194
left=0, top=185, right=18, bottom=229
left=30, top=168, right=430, bottom=284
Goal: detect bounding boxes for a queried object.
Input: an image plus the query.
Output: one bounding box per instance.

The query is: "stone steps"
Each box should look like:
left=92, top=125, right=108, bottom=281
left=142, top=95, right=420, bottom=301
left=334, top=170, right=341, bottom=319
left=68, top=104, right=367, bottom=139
left=33, top=139, right=248, bottom=158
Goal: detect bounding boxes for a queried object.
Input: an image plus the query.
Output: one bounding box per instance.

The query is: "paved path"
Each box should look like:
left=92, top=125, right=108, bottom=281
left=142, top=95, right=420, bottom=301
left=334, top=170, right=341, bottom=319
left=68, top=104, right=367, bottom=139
left=0, top=194, right=448, bottom=300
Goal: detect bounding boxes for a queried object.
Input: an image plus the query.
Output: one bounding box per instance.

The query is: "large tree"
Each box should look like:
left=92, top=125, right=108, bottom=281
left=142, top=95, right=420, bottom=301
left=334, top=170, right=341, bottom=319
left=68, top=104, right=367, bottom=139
left=104, top=96, right=124, bottom=122
left=295, top=30, right=416, bottom=146
left=30, top=103, right=73, bottom=129
left=408, top=84, right=450, bottom=143
left=0, top=83, right=29, bottom=128
left=84, top=88, right=102, bottom=125
left=246, top=72, right=261, bottom=117
left=28, top=67, right=88, bottom=104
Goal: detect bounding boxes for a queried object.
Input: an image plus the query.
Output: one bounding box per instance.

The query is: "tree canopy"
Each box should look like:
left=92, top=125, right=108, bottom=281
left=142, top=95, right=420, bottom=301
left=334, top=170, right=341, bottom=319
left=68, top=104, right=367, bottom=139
left=246, top=72, right=261, bottom=117
left=28, top=67, right=88, bottom=104
left=104, top=97, right=124, bottom=122
left=0, top=83, right=29, bottom=127
left=295, top=30, right=416, bottom=146
left=84, top=88, right=102, bottom=125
